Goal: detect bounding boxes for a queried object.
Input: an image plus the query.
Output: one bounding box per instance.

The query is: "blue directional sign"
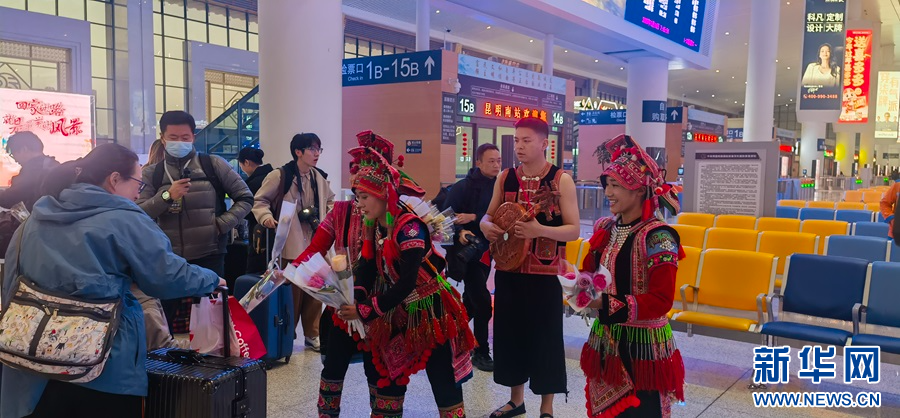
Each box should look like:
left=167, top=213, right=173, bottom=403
left=667, top=107, right=683, bottom=123
left=642, top=100, right=667, bottom=123
left=342, top=50, right=442, bottom=87
left=579, top=110, right=626, bottom=125
left=405, top=140, right=422, bottom=154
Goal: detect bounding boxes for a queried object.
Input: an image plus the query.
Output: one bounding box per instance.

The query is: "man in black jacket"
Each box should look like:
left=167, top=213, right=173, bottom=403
left=0, top=131, right=60, bottom=211
left=445, top=143, right=502, bottom=371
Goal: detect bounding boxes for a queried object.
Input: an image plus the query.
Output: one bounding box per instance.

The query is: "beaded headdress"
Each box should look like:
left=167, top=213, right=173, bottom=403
left=598, top=134, right=680, bottom=221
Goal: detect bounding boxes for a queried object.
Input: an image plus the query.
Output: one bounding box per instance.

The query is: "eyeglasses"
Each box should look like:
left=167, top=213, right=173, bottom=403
left=128, top=176, right=147, bottom=193
left=306, top=147, right=324, bottom=154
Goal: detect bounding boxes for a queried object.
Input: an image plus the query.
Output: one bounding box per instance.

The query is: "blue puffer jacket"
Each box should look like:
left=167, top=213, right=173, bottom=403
left=0, top=183, right=219, bottom=418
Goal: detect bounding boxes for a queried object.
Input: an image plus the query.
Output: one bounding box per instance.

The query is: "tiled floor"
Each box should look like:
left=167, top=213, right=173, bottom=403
left=266, top=314, right=900, bottom=417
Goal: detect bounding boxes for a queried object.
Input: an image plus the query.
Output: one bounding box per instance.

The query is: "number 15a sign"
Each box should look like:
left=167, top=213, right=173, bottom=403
left=342, top=50, right=442, bottom=87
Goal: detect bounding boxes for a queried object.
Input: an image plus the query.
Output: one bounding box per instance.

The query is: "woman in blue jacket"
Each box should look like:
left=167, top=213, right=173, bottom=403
left=0, top=144, right=223, bottom=418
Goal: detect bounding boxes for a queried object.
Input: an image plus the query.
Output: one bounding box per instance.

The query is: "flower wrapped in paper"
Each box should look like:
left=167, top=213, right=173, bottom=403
left=399, top=195, right=457, bottom=246
left=558, top=260, right=612, bottom=315
left=237, top=268, right=287, bottom=314
left=284, top=252, right=365, bottom=338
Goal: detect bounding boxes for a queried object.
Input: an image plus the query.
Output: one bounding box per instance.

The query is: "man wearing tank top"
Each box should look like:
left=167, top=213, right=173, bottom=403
left=480, top=117, right=580, bottom=418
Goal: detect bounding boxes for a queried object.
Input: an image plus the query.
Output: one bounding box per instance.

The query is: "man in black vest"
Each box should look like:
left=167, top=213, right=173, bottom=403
left=445, top=143, right=501, bottom=372
left=137, top=111, right=253, bottom=334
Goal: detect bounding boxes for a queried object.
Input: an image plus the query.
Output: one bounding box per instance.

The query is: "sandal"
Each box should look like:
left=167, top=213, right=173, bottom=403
left=490, top=401, right=525, bottom=417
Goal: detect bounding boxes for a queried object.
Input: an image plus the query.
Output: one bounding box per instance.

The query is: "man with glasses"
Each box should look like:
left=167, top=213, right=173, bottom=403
left=137, top=110, right=254, bottom=335
left=252, top=133, right=335, bottom=351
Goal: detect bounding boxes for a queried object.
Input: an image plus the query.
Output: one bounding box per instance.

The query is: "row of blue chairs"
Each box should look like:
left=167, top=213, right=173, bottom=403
left=775, top=207, right=885, bottom=223
left=761, top=255, right=900, bottom=354
left=852, top=222, right=891, bottom=238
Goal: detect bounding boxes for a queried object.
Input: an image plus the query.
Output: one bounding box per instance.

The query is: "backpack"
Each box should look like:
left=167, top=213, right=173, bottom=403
left=152, top=153, right=226, bottom=216
left=433, top=185, right=451, bottom=211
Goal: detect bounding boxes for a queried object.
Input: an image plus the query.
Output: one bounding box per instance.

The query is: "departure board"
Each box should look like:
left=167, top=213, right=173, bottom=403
left=624, top=0, right=706, bottom=52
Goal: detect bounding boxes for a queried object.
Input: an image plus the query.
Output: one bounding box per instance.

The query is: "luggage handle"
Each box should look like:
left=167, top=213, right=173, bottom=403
left=215, top=286, right=231, bottom=358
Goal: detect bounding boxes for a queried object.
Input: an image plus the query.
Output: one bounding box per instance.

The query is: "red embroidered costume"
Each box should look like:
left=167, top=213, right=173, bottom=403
left=580, top=134, right=685, bottom=417
left=350, top=136, right=476, bottom=418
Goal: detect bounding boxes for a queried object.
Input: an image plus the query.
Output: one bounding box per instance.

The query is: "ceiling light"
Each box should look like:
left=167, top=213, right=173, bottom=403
left=594, top=59, right=599, bottom=62
left=790, top=98, right=794, bottom=101
left=787, top=66, right=791, bottom=70
left=775, top=59, right=779, bottom=63
left=619, top=67, right=624, bottom=70
left=486, top=25, right=492, bottom=29
left=715, top=69, right=720, bottom=73
left=732, top=76, right=735, bottom=79
left=435, top=10, right=440, bottom=13
left=564, top=49, right=568, bottom=52
left=711, top=94, right=715, bottom=97
left=745, top=81, right=748, bottom=85
left=529, top=39, right=534, bottom=43
left=725, top=32, right=730, bottom=35
left=778, top=93, right=781, bottom=97
left=787, top=1, right=790, bottom=4
left=734, top=101, right=738, bottom=104
left=696, top=90, right=700, bottom=93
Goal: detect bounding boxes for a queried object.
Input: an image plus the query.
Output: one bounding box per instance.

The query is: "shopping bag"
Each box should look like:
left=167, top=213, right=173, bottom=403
left=227, top=296, right=267, bottom=360
left=189, top=295, right=227, bottom=355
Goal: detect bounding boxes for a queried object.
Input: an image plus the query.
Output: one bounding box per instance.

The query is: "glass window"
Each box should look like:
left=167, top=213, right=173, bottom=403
left=58, top=0, right=84, bottom=19
left=154, top=56, right=163, bottom=80
left=187, top=20, right=207, bottom=43
left=114, top=5, right=127, bottom=29
left=164, top=37, right=184, bottom=59
left=155, top=85, right=165, bottom=114
left=153, top=12, right=162, bottom=34
left=86, top=0, right=109, bottom=25
left=229, top=11, right=246, bottom=31
left=163, top=15, right=185, bottom=39
left=91, top=47, right=110, bottom=78
left=153, top=35, right=163, bottom=56
left=164, top=58, right=185, bottom=87
left=208, top=25, right=227, bottom=47
left=95, top=108, right=113, bottom=138
left=31, top=65, right=58, bottom=90
left=358, top=41, right=370, bottom=57
left=229, top=29, right=246, bottom=50
left=248, top=33, right=258, bottom=52
left=0, top=0, right=25, bottom=10
left=152, top=0, right=160, bottom=13
left=165, top=86, right=185, bottom=110
left=371, top=43, right=383, bottom=56
left=90, top=24, right=109, bottom=48
left=114, top=28, right=128, bottom=51
left=27, top=0, right=55, bottom=15
left=248, top=14, right=258, bottom=33
left=163, top=0, right=184, bottom=17
left=208, top=5, right=226, bottom=26
left=92, top=77, right=110, bottom=108
left=186, top=0, right=206, bottom=21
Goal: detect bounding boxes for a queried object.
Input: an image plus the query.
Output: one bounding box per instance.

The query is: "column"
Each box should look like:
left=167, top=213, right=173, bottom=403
left=800, top=122, right=825, bottom=176
left=543, top=34, right=554, bottom=76
left=859, top=131, right=875, bottom=168
left=126, top=0, right=156, bottom=154
left=625, top=56, right=668, bottom=148
left=742, top=0, right=779, bottom=142
left=835, top=132, right=854, bottom=176
left=416, top=0, right=430, bottom=51
left=258, top=0, right=343, bottom=184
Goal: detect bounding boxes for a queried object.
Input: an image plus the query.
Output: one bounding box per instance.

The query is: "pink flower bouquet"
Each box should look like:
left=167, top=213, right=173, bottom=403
left=559, top=261, right=612, bottom=313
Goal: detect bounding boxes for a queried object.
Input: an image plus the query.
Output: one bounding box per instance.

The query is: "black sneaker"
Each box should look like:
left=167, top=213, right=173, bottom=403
left=472, top=351, right=495, bottom=372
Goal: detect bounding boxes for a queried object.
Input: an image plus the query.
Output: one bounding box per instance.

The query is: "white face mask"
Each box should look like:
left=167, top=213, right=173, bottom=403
left=165, top=141, right=194, bottom=158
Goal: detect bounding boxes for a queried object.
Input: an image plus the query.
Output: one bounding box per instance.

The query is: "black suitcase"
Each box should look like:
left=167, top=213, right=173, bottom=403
left=145, top=287, right=267, bottom=418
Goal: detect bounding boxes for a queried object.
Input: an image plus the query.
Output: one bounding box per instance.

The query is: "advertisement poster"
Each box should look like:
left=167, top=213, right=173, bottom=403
left=0, top=89, right=94, bottom=187
left=875, top=71, right=900, bottom=138
left=623, top=0, right=706, bottom=52
left=838, top=30, right=872, bottom=123
left=798, top=0, right=847, bottom=111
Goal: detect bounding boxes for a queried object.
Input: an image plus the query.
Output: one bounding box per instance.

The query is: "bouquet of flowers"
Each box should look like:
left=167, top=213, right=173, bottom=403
left=400, top=196, right=457, bottom=245
left=559, top=261, right=612, bottom=314
left=284, top=252, right=365, bottom=338
left=237, top=267, right=287, bottom=314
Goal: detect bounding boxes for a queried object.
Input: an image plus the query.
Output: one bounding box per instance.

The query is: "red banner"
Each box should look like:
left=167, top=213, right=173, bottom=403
left=839, top=29, right=873, bottom=123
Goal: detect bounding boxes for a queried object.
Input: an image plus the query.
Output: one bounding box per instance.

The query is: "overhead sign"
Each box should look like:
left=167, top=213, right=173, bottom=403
left=727, top=128, right=744, bottom=140
left=458, top=54, right=566, bottom=95
left=817, top=138, right=826, bottom=151
left=0, top=88, right=93, bottom=186
left=405, top=140, right=422, bottom=154
left=686, top=108, right=726, bottom=135
left=641, top=100, right=667, bottom=123
left=482, top=100, right=550, bottom=123
left=798, top=0, right=846, bottom=111
left=838, top=29, right=872, bottom=123
left=441, top=93, right=456, bottom=145
left=342, top=50, right=442, bottom=87
left=667, top=106, right=683, bottom=123
left=579, top=109, right=626, bottom=125
left=623, top=0, right=706, bottom=52
left=574, top=98, right=621, bottom=111
left=875, top=71, right=900, bottom=138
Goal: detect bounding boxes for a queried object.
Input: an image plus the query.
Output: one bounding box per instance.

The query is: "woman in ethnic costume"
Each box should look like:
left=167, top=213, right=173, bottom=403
left=338, top=145, right=476, bottom=418
left=292, top=131, right=428, bottom=418
left=579, top=134, right=685, bottom=417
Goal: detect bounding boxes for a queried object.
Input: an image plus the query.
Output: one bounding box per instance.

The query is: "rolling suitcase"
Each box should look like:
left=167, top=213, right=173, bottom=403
left=145, top=287, right=267, bottom=418
left=233, top=230, right=294, bottom=367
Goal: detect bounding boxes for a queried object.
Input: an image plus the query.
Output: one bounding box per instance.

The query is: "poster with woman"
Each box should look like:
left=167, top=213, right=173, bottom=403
left=797, top=0, right=847, bottom=111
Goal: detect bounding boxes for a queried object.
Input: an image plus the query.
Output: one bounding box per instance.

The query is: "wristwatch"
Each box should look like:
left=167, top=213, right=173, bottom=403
left=162, top=190, right=173, bottom=203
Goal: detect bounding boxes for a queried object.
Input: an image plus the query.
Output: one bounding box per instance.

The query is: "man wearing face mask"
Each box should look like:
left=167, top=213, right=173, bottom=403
left=137, top=110, right=254, bottom=335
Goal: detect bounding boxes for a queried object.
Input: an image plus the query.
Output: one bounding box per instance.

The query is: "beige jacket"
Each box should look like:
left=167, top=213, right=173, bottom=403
left=252, top=167, right=335, bottom=260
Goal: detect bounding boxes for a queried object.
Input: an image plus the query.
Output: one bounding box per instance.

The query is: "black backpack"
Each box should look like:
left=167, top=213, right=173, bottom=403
left=151, top=154, right=226, bottom=216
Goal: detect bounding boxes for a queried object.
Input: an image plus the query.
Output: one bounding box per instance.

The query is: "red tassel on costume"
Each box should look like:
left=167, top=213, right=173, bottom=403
left=479, top=250, right=490, bottom=266
left=362, top=240, right=374, bottom=260
left=678, top=244, right=686, bottom=261
left=383, top=239, right=400, bottom=265
left=588, top=229, right=609, bottom=252
left=641, top=199, right=653, bottom=221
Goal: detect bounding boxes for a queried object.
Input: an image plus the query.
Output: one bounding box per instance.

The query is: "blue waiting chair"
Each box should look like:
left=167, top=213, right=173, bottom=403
left=853, top=222, right=890, bottom=238
left=760, top=254, right=870, bottom=346
left=891, top=242, right=900, bottom=263
left=825, top=235, right=890, bottom=263
left=852, top=262, right=900, bottom=354
left=835, top=210, right=874, bottom=223
left=776, top=206, right=800, bottom=219
left=799, top=208, right=836, bottom=221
